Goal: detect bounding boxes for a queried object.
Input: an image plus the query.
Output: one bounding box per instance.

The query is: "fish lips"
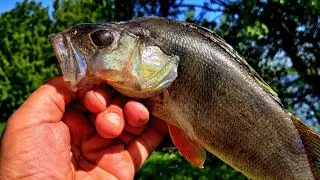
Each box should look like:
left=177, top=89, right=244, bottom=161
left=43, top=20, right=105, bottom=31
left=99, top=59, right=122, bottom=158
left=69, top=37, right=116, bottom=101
left=49, top=33, right=87, bottom=83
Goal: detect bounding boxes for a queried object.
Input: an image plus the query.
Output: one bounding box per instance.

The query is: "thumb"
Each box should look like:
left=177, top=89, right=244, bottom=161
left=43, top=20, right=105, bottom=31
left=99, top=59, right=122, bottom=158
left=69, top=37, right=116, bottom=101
left=5, top=76, right=72, bottom=133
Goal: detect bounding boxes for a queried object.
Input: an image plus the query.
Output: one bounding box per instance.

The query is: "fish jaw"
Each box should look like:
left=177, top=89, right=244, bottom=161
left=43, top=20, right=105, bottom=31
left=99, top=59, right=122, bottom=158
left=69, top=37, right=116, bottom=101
left=49, top=33, right=89, bottom=93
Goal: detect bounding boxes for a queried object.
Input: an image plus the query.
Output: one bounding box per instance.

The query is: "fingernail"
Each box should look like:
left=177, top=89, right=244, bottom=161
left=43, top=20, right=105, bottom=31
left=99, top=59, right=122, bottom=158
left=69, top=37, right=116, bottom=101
left=105, top=113, right=121, bottom=128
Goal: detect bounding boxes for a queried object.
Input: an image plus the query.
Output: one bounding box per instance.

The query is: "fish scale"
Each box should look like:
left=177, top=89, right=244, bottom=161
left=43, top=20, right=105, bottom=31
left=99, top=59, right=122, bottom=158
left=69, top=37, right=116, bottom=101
left=49, top=17, right=320, bottom=179
left=140, top=19, right=312, bottom=177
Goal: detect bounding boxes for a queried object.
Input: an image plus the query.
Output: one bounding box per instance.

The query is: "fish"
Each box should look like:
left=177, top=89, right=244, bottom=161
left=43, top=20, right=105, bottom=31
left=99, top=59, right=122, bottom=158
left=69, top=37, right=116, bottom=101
left=49, top=17, right=320, bottom=179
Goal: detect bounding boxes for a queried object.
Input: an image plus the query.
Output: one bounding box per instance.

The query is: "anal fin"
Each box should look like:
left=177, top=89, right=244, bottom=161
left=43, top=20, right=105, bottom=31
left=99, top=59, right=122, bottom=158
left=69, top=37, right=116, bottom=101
left=292, top=116, right=320, bottom=178
left=168, top=124, right=206, bottom=168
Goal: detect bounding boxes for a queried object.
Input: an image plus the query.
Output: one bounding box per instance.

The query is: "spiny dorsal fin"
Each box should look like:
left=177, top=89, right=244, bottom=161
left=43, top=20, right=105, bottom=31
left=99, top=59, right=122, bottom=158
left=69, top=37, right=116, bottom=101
left=184, top=22, right=282, bottom=107
left=291, top=115, right=320, bottom=178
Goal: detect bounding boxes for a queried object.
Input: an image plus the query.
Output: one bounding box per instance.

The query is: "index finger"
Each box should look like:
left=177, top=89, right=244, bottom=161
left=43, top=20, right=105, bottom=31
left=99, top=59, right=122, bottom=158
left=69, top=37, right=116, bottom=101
left=6, top=76, right=72, bottom=132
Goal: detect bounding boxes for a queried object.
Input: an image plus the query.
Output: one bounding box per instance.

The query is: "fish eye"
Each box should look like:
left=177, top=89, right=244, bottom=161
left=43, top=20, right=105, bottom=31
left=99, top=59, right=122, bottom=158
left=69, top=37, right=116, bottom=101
left=90, top=30, right=114, bottom=48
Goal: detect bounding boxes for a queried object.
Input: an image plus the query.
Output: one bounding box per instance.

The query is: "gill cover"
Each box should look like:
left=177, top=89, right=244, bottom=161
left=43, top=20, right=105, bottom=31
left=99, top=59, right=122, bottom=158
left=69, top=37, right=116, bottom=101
left=108, top=45, right=180, bottom=98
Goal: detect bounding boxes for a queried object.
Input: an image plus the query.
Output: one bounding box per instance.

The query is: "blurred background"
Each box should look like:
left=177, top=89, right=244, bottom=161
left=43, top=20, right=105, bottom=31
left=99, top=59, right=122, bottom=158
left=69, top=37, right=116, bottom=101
left=0, top=0, right=319, bottom=179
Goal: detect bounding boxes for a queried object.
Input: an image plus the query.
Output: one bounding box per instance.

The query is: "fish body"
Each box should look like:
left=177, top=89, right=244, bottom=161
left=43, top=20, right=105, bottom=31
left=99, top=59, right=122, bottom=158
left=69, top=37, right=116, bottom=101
left=49, top=17, right=320, bottom=179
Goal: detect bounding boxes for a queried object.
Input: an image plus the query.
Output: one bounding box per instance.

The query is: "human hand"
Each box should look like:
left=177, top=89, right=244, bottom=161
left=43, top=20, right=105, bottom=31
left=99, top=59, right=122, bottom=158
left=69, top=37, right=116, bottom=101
left=0, top=76, right=168, bottom=179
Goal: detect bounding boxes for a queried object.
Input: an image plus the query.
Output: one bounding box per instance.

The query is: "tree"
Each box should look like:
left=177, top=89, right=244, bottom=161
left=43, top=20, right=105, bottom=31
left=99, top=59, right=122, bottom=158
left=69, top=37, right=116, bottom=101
left=216, top=0, right=320, bottom=127
left=0, top=0, right=58, bottom=121
left=52, top=0, right=115, bottom=32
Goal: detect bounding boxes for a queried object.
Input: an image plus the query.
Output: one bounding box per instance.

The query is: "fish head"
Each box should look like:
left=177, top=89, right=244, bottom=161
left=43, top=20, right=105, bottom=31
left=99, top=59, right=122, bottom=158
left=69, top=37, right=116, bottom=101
left=49, top=23, right=179, bottom=98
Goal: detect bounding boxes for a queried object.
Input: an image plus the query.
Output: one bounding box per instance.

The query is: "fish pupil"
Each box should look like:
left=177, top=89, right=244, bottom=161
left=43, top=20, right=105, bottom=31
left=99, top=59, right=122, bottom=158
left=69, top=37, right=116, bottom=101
left=90, top=30, right=114, bottom=47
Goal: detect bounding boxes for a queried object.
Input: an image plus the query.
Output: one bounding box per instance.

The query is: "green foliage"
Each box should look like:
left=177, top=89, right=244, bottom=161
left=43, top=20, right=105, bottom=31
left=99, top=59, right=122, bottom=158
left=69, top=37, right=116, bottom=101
left=245, top=21, right=268, bottom=40
left=0, top=0, right=59, bottom=121
left=136, top=148, right=246, bottom=180
left=0, top=122, right=6, bottom=135
left=52, top=0, right=115, bottom=32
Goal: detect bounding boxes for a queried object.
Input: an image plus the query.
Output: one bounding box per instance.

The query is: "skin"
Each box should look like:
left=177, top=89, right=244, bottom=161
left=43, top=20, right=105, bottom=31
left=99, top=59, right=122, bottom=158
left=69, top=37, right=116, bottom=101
left=0, top=76, right=168, bottom=180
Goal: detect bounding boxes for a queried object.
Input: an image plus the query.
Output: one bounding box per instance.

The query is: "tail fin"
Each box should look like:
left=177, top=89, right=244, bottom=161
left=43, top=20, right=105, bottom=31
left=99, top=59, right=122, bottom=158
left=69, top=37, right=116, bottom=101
left=292, top=116, right=320, bottom=178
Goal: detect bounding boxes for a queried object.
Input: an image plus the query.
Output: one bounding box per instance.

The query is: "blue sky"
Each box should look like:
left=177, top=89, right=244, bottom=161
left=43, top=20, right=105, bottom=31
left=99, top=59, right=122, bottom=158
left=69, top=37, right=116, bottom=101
left=0, top=0, right=52, bottom=14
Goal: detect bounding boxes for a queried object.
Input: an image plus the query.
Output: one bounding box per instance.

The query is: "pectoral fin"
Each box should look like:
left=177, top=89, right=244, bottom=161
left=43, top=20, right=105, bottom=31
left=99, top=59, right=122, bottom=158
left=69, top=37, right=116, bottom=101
left=168, top=124, right=206, bottom=168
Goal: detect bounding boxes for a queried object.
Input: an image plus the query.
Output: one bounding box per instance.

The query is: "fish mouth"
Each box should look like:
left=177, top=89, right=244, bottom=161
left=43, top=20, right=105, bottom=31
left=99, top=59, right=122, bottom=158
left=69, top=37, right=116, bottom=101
left=49, top=33, right=87, bottom=82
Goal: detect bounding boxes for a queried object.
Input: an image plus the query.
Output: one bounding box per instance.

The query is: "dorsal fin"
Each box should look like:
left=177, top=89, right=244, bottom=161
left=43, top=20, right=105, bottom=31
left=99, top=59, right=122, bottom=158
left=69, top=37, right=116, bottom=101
left=291, top=115, right=320, bottom=178
left=183, top=22, right=282, bottom=107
